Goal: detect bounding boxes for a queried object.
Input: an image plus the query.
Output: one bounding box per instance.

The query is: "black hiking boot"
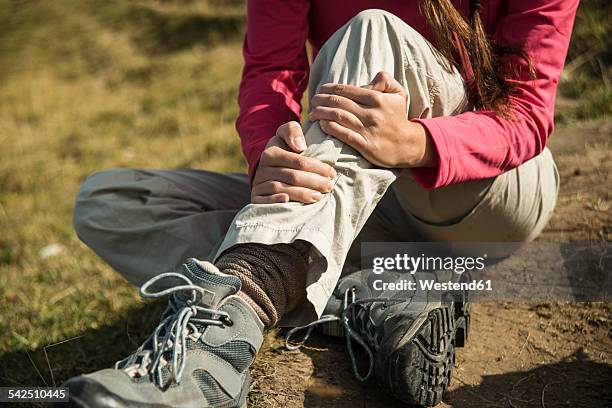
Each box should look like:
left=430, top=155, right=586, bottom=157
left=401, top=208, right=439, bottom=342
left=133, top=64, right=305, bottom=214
left=287, top=269, right=471, bottom=407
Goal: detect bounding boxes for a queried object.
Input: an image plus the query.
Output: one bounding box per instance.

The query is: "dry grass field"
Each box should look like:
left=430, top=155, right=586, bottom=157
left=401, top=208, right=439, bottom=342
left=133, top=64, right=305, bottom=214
left=0, top=1, right=610, bottom=407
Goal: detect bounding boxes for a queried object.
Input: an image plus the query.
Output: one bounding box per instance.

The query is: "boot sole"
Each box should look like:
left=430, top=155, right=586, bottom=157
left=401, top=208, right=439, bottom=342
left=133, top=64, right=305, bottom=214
left=377, top=301, right=471, bottom=407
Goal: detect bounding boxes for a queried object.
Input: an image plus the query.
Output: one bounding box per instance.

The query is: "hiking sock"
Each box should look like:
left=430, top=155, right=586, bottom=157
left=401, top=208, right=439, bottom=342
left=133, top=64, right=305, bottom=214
left=215, top=241, right=311, bottom=327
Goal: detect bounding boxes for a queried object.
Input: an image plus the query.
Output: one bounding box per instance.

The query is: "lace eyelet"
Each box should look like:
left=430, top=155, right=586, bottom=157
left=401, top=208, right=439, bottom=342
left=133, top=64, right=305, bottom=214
left=221, top=316, right=234, bottom=327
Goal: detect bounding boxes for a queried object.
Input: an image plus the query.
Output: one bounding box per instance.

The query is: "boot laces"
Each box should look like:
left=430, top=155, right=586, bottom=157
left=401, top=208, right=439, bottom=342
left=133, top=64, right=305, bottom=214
left=285, top=288, right=401, bottom=382
left=117, top=272, right=233, bottom=389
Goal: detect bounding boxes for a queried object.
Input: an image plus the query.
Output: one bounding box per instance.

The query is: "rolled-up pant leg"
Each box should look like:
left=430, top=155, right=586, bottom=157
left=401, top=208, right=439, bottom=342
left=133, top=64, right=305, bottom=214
left=214, top=10, right=471, bottom=325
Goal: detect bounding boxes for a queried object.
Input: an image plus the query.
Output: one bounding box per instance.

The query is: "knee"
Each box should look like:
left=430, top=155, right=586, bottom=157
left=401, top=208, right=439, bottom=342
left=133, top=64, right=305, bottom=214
left=72, top=168, right=133, bottom=242
left=348, top=9, right=398, bottom=28
left=333, top=9, right=420, bottom=56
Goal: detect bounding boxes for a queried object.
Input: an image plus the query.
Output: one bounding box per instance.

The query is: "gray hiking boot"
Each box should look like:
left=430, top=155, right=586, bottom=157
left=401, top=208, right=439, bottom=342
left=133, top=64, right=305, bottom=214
left=60, top=258, right=264, bottom=408
left=286, top=269, right=470, bottom=407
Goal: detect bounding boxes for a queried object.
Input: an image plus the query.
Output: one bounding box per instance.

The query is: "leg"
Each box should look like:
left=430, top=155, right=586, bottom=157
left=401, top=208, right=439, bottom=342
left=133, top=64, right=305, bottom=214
left=67, top=169, right=266, bottom=408
left=393, top=148, right=559, bottom=243
left=215, top=9, right=470, bottom=326
left=73, top=168, right=250, bottom=285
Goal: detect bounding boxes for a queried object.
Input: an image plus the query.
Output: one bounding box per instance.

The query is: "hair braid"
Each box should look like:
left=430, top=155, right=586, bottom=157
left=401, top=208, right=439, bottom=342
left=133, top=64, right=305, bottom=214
left=419, top=0, right=535, bottom=116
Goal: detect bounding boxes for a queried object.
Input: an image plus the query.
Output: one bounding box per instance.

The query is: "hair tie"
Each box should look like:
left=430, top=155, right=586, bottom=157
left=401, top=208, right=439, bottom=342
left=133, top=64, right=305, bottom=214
left=470, top=0, right=481, bottom=12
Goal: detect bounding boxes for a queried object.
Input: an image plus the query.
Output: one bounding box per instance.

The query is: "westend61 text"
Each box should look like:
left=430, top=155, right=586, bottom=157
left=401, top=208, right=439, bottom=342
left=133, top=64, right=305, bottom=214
left=373, top=279, right=493, bottom=292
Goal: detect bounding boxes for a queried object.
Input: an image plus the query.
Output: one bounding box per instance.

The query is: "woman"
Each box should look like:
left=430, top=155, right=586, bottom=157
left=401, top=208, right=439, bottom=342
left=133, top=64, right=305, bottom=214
left=62, top=1, right=578, bottom=407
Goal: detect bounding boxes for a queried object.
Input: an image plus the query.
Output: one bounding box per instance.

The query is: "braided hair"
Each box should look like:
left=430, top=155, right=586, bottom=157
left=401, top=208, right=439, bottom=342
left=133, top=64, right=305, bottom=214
left=419, top=0, right=535, bottom=116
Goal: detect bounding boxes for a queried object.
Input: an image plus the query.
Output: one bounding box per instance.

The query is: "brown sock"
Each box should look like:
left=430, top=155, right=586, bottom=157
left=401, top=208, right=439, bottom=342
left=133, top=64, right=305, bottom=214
left=215, top=242, right=310, bottom=327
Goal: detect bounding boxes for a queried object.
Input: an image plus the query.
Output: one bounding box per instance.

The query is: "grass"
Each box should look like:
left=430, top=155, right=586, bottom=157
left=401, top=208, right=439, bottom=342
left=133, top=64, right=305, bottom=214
left=558, top=0, right=611, bottom=121
left=0, top=0, right=247, bottom=394
left=0, top=0, right=609, bottom=405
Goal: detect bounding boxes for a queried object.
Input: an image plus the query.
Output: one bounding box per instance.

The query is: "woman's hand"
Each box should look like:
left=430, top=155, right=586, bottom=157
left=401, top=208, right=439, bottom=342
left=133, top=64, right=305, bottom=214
left=309, top=71, right=435, bottom=168
left=251, top=121, right=337, bottom=204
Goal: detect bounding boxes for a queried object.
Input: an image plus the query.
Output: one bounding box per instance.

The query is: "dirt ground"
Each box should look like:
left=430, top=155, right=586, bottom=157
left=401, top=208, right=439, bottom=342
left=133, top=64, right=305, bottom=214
left=246, top=120, right=612, bottom=408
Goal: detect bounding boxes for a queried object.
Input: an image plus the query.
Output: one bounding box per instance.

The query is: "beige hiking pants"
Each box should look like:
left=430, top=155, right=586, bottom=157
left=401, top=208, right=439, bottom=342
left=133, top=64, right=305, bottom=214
left=73, top=10, right=558, bottom=326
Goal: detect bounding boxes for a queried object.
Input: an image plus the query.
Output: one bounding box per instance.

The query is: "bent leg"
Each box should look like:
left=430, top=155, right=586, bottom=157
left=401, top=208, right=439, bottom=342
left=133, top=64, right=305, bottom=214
left=393, top=148, right=559, bottom=243
left=73, top=168, right=250, bottom=285
left=215, top=9, right=470, bottom=324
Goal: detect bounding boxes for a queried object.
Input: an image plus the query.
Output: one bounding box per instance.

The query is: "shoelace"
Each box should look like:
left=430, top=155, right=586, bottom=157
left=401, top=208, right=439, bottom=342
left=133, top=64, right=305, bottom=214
left=285, top=288, right=401, bottom=383
left=116, top=272, right=233, bottom=389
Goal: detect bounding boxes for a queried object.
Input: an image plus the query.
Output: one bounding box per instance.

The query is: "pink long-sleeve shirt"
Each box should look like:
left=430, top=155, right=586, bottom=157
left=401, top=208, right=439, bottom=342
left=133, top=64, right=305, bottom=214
left=237, top=0, right=578, bottom=188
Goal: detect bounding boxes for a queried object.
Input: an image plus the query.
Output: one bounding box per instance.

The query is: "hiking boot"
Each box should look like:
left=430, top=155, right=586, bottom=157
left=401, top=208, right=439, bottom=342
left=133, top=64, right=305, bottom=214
left=59, top=258, right=264, bottom=408
left=287, top=269, right=470, bottom=407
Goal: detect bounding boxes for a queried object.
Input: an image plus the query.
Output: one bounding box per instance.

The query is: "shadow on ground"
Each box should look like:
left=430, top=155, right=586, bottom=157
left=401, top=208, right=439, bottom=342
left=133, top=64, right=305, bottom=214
left=282, top=333, right=612, bottom=408
left=0, top=301, right=167, bottom=392
left=446, top=348, right=612, bottom=408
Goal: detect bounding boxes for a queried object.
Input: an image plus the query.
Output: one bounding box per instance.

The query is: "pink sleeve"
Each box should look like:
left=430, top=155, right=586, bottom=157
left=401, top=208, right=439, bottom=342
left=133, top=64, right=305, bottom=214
left=411, top=0, right=579, bottom=189
left=237, top=0, right=310, bottom=185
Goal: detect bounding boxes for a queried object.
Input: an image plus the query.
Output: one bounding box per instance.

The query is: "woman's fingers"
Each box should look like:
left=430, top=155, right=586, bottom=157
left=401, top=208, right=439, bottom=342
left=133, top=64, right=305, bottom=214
left=276, top=121, right=307, bottom=152
left=363, top=71, right=405, bottom=95
left=252, top=193, right=290, bottom=204
left=260, top=146, right=336, bottom=179
left=311, top=93, right=366, bottom=119
left=256, top=166, right=334, bottom=193
left=319, top=120, right=368, bottom=152
left=309, top=106, right=364, bottom=134
left=251, top=181, right=324, bottom=204
left=252, top=144, right=336, bottom=204
left=317, top=72, right=404, bottom=106
left=252, top=120, right=340, bottom=204
left=318, top=83, right=383, bottom=106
